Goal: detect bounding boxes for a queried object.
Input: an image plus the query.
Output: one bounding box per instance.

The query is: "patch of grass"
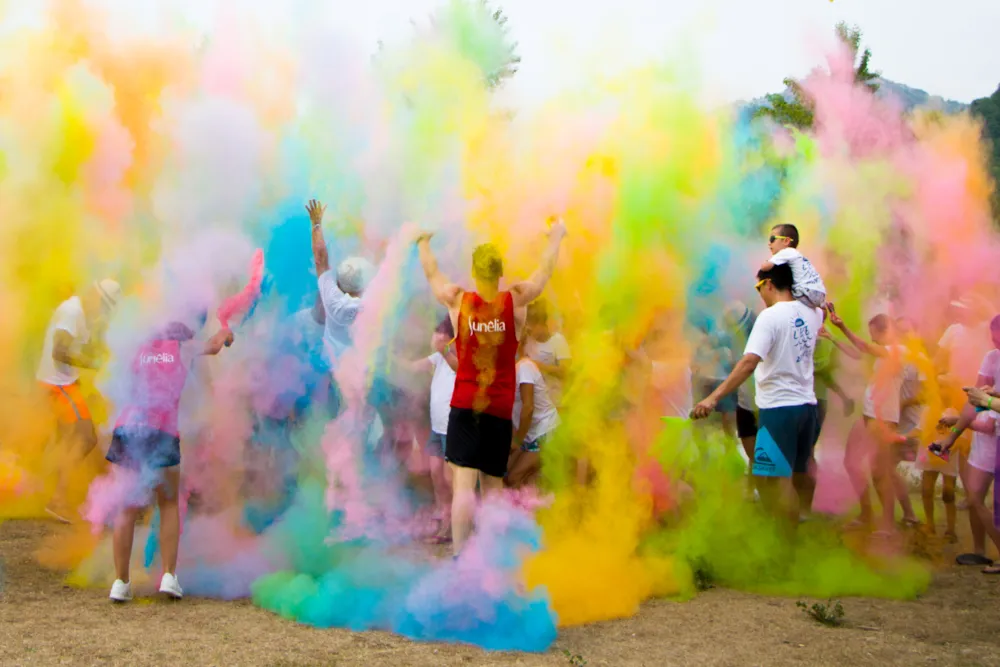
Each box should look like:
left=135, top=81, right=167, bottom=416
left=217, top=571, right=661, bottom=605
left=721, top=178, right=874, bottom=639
left=797, top=599, right=845, bottom=627
left=563, top=649, right=587, bottom=666
left=692, top=559, right=716, bottom=591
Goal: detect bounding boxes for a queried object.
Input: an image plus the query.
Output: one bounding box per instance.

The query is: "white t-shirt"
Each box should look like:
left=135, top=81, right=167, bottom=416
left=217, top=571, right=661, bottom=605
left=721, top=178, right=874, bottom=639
left=37, top=297, right=89, bottom=386
left=744, top=300, right=822, bottom=409
left=939, top=323, right=991, bottom=383
left=862, top=346, right=904, bottom=424
left=427, top=352, right=456, bottom=435
left=318, top=270, right=362, bottom=363
left=973, top=349, right=1000, bottom=458
left=512, top=359, right=560, bottom=443
left=770, top=248, right=826, bottom=298
left=523, top=333, right=571, bottom=404
left=897, top=361, right=925, bottom=434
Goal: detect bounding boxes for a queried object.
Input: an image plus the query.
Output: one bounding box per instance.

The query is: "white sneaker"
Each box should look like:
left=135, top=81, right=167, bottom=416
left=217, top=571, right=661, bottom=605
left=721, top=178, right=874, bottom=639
left=109, top=579, right=132, bottom=602
left=159, top=573, right=183, bottom=599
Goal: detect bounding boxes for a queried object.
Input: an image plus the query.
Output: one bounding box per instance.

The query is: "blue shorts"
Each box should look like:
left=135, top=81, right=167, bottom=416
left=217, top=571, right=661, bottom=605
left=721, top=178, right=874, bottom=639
left=753, top=404, right=819, bottom=477
left=426, top=432, right=447, bottom=459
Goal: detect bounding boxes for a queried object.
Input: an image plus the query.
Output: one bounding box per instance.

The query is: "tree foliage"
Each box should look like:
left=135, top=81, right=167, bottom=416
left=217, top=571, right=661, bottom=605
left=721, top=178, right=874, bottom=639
left=754, top=22, right=880, bottom=129
left=970, top=85, right=1000, bottom=219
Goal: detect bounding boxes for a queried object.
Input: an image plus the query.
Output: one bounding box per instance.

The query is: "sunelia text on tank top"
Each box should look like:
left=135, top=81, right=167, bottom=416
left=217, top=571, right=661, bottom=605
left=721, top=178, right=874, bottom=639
left=451, top=291, right=518, bottom=419
left=115, top=339, right=188, bottom=436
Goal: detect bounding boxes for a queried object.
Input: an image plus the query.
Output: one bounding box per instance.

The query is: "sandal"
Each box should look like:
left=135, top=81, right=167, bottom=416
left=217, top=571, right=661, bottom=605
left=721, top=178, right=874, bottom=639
left=983, top=564, right=1000, bottom=575
left=956, top=553, right=994, bottom=566
left=901, top=518, right=921, bottom=528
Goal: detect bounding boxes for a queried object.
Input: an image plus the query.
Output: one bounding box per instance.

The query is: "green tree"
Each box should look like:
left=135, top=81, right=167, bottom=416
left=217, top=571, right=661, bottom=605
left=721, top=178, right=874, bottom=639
left=754, top=22, right=880, bottom=128
left=427, top=0, right=520, bottom=90
left=970, top=85, right=1000, bottom=220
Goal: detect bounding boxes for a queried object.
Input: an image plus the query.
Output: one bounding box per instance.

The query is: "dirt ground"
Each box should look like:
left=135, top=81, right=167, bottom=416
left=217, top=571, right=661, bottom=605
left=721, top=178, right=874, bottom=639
left=1, top=519, right=1000, bottom=667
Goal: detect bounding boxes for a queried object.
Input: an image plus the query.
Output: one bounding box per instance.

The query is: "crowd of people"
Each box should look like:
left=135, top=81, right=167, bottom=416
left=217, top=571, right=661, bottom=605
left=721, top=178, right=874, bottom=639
left=29, top=202, right=1000, bottom=604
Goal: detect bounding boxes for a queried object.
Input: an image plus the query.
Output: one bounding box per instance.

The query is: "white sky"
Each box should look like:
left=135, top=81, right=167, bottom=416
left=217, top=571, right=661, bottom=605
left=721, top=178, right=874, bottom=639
left=337, top=0, right=1000, bottom=105
left=4, top=0, right=997, bottom=105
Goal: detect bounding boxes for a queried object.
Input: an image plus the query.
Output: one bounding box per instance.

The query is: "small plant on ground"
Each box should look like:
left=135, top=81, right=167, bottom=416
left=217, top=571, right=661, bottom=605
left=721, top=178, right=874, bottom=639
left=797, top=598, right=845, bottom=626
left=563, top=649, right=588, bottom=666
left=691, top=558, right=716, bottom=591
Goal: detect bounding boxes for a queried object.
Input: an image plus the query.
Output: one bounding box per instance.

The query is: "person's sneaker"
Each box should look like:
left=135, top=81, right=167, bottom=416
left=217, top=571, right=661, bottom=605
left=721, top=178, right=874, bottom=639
left=109, top=579, right=132, bottom=603
left=159, top=573, right=183, bottom=599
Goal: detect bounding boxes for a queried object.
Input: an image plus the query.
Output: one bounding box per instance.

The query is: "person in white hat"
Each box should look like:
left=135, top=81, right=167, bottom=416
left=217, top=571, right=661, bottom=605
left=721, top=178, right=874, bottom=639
left=305, top=199, right=375, bottom=416
left=37, top=278, right=121, bottom=522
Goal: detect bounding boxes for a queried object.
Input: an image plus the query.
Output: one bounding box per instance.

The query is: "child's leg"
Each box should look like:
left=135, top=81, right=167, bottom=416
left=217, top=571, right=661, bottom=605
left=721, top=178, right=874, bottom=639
left=428, top=455, right=452, bottom=536
left=156, top=467, right=181, bottom=575
left=113, top=505, right=143, bottom=582
left=942, top=474, right=957, bottom=537
left=921, top=471, right=938, bottom=531
left=507, top=451, right=541, bottom=489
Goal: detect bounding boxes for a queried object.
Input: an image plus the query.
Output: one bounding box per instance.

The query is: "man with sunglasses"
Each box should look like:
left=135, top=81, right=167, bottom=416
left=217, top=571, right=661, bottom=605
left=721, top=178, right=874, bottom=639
left=691, top=264, right=823, bottom=533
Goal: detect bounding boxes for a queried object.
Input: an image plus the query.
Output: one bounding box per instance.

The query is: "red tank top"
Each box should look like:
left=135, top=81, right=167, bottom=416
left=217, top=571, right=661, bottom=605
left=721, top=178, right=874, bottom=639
left=451, top=291, right=519, bottom=419
left=115, top=339, right=189, bottom=436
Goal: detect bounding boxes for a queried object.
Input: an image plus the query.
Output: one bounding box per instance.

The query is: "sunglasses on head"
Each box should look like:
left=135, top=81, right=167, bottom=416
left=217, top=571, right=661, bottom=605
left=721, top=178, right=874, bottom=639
left=755, top=279, right=768, bottom=292
left=769, top=234, right=792, bottom=244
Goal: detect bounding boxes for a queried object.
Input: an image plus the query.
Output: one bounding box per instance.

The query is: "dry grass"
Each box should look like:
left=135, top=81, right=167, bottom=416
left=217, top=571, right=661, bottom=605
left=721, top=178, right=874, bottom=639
left=2, top=519, right=1000, bottom=667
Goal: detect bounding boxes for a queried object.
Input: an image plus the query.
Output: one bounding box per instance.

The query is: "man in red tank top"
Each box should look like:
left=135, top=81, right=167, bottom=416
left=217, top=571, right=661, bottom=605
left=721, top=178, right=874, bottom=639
left=416, top=219, right=567, bottom=553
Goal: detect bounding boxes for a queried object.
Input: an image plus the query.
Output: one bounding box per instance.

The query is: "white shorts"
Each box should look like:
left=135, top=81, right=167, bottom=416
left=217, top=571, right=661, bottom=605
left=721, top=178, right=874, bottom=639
left=968, top=432, right=997, bottom=473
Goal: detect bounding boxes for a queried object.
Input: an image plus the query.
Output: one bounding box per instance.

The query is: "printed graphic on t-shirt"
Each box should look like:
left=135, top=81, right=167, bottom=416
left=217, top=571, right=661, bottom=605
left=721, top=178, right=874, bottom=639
left=791, top=315, right=815, bottom=364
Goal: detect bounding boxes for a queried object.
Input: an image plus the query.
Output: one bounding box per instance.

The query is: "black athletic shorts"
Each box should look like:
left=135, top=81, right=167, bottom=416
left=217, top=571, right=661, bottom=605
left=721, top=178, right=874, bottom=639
left=106, top=426, right=181, bottom=469
left=736, top=406, right=758, bottom=439
left=752, top=404, right=820, bottom=478
left=445, top=407, right=513, bottom=478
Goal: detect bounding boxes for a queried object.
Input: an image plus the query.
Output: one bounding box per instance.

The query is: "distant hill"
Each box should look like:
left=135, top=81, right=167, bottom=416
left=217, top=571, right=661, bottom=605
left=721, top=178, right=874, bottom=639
left=741, top=78, right=967, bottom=115
left=875, top=79, right=967, bottom=114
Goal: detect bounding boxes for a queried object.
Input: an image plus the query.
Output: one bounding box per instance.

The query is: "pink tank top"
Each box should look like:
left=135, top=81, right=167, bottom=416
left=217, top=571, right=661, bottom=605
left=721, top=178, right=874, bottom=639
left=115, top=339, right=188, bottom=436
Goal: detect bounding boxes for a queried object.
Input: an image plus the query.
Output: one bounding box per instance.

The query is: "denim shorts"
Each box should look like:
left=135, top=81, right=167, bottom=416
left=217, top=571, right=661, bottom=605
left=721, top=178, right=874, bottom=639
left=520, top=433, right=552, bottom=453
left=426, top=431, right=447, bottom=459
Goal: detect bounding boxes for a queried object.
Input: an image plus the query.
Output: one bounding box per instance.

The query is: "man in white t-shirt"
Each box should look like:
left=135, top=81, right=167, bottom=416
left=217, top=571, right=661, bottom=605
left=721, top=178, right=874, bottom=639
left=692, top=264, right=822, bottom=528
left=506, top=358, right=561, bottom=488
left=522, top=299, right=571, bottom=407
left=37, top=279, right=121, bottom=522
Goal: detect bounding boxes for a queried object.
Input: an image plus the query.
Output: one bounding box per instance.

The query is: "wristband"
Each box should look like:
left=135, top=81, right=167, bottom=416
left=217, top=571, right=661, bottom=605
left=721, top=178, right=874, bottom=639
left=950, top=426, right=961, bottom=435
left=989, top=397, right=994, bottom=410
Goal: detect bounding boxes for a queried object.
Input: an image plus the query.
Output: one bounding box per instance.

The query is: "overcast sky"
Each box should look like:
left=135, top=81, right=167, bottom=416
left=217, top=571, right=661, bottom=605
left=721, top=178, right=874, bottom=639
left=5, top=1, right=996, bottom=105
left=340, top=0, right=999, bottom=106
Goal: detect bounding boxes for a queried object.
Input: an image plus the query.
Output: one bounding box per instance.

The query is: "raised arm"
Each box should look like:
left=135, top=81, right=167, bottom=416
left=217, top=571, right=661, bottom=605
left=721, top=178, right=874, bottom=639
left=307, top=199, right=330, bottom=277
left=827, top=304, right=885, bottom=358
left=415, top=233, right=462, bottom=309
left=818, top=327, right=862, bottom=360
left=510, top=219, right=567, bottom=308
left=200, top=329, right=234, bottom=356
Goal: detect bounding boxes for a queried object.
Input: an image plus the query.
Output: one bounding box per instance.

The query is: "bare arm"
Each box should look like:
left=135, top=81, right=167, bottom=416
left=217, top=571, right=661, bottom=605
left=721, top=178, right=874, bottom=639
left=510, top=220, right=568, bottom=308
left=691, top=353, right=760, bottom=418
left=52, top=330, right=99, bottom=369
left=307, top=199, right=330, bottom=277
left=311, top=291, right=325, bottom=326
left=415, top=234, right=462, bottom=309
left=533, top=359, right=569, bottom=380
left=514, top=383, right=535, bottom=446
left=760, top=260, right=775, bottom=271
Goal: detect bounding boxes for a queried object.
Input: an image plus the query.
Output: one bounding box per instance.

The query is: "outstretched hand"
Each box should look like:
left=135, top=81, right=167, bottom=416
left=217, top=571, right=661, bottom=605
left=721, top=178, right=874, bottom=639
left=690, top=397, right=717, bottom=420
left=306, top=199, right=326, bottom=225
left=825, top=302, right=844, bottom=328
